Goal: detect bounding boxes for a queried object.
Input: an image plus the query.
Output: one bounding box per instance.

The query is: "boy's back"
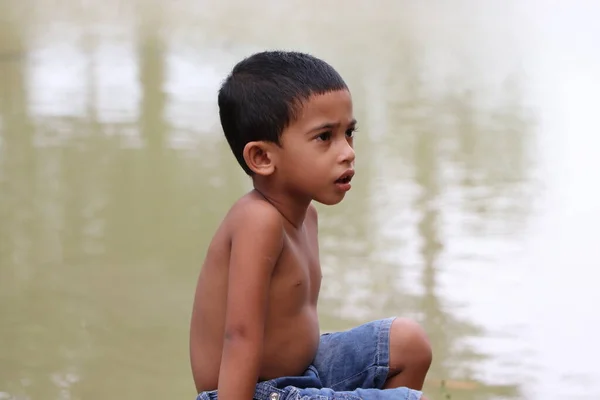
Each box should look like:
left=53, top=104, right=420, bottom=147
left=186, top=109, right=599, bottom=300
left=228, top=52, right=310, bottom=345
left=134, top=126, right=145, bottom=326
left=190, top=192, right=322, bottom=391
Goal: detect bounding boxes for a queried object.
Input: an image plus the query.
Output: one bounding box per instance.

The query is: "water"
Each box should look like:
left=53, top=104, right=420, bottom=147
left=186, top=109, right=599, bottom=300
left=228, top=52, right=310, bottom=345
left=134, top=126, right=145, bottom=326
left=1, top=1, right=599, bottom=399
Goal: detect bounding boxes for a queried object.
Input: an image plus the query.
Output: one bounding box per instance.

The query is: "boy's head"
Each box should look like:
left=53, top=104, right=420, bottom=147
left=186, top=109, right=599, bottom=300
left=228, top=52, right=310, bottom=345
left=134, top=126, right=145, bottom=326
left=218, top=51, right=356, bottom=204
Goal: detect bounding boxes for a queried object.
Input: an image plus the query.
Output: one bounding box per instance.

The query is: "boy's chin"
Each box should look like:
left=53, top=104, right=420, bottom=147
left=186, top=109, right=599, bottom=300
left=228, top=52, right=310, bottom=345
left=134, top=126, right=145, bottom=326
left=313, top=193, right=347, bottom=206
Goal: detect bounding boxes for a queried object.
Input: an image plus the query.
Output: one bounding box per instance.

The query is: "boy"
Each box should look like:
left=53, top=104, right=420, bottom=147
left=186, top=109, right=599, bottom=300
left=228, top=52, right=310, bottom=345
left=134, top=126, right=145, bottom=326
left=189, top=51, right=432, bottom=400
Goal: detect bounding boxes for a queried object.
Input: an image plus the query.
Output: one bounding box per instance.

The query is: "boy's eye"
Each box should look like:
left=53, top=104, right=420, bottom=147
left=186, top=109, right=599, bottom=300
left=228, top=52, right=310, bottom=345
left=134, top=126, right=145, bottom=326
left=346, top=128, right=356, bottom=138
left=316, top=132, right=332, bottom=141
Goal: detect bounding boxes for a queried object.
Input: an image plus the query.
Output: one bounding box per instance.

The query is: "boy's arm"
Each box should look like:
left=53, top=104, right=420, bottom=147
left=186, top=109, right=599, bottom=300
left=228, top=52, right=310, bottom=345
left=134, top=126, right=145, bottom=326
left=217, top=204, right=284, bottom=400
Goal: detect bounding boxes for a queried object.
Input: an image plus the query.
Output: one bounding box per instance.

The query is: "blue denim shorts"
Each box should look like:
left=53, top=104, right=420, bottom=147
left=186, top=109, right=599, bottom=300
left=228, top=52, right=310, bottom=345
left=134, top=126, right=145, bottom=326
left=196, top=317, right=423, bottom=400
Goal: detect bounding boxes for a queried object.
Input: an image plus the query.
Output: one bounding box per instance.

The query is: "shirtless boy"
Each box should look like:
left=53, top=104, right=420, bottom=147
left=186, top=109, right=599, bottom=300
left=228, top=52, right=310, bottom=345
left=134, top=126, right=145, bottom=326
left=190, top=51, right=432, bottom=400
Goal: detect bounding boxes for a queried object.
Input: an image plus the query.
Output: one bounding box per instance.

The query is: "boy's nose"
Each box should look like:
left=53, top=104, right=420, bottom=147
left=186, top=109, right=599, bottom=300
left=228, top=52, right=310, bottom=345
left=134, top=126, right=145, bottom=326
left=339, top=141, right=355, bottom=164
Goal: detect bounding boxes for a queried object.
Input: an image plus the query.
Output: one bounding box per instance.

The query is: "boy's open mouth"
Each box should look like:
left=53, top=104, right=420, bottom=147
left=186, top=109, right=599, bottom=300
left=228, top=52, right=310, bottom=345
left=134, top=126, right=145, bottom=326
left=335, top=170, right=355, bottom=184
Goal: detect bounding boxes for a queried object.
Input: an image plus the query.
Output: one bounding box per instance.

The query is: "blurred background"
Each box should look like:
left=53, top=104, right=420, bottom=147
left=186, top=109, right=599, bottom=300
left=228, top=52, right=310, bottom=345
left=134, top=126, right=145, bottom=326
left=1, top=0, right=599, bottom=399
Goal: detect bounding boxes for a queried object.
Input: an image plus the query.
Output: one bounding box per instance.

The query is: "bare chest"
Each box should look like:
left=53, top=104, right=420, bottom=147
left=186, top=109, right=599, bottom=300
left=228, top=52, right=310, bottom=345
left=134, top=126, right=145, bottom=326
left=271, top=231, right=321, bottom=304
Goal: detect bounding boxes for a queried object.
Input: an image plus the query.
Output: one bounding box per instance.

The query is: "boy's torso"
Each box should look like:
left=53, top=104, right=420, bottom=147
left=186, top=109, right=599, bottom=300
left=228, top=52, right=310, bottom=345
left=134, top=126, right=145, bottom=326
left=190, top=193, right=323, bottom=392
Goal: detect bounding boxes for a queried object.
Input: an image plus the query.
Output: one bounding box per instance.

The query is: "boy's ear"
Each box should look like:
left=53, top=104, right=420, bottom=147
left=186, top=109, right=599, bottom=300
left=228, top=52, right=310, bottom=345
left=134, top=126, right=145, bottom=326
left=243, top=141, right=276, bottom=176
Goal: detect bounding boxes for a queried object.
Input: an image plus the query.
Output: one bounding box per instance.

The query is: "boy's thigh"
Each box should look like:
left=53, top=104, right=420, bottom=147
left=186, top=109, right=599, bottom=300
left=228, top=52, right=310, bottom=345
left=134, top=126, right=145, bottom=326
left=313, top=317, right=396, bottom=391
left=296, top=386, right=422, bottom=400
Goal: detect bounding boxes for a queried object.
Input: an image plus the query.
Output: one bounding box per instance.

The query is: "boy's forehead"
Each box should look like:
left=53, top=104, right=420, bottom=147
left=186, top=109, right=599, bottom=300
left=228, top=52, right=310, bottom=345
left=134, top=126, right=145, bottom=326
left=293, top=89, right=354, bottom=126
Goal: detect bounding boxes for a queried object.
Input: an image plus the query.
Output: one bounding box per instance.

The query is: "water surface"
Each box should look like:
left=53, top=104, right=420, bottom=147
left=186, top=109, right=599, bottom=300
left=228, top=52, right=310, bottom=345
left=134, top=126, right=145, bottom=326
left=1, top=1, right=599, bottom=399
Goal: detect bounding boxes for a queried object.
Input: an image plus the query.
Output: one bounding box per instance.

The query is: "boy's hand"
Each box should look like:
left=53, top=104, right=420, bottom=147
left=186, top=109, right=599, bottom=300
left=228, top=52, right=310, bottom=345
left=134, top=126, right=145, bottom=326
left=217, top=202, right=284, bottom=400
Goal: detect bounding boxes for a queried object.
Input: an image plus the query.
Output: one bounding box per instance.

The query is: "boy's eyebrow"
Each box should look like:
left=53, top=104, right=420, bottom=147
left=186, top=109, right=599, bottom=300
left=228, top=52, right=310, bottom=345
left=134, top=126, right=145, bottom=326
left=307, top=119, right=357, bottom=133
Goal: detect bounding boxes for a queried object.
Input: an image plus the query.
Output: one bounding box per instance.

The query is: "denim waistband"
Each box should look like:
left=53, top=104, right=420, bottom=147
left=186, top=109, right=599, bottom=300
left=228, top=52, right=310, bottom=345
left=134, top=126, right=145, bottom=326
left=254, top=381, right=297, bottom=400
left=254, top=365, right=320, bottom=399
left=196, top=365, right=320, bottom=400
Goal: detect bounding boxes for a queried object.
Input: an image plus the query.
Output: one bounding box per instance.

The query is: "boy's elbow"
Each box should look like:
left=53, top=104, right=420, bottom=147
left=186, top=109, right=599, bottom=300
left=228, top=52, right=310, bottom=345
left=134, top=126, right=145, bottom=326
left=224, top=324, right=261, bottom=344
left=224, top=325, right=247, bottom=341
left=222, top=325, right=263, bottom=363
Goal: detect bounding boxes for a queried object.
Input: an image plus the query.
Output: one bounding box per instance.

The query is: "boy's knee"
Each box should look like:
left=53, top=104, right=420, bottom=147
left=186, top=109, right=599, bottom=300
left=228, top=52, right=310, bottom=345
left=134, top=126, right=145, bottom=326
left=389, top=317, right=432, bottom=372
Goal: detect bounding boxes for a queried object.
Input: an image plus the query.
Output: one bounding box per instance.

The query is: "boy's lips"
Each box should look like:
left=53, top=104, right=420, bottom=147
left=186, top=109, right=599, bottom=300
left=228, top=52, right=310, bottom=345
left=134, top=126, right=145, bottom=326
left=334, top=169, right=355, bottom=185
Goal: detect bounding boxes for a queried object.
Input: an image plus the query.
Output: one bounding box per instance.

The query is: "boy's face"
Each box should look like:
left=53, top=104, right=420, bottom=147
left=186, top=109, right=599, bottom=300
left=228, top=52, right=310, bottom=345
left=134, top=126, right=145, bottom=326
left=275, top=89, right=356, bottom=205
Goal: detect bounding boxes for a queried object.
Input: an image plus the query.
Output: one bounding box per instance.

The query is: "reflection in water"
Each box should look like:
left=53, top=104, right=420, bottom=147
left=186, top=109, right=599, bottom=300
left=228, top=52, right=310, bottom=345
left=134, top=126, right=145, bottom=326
left=407, top=88, right=529, bottom=399
left=2, top=1, right=599, bottom=399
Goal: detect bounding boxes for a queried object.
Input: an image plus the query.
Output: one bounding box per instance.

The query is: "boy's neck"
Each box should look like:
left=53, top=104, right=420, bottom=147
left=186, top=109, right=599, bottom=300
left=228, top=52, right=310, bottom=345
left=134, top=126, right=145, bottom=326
left=252, top=180, right=311, bottom=229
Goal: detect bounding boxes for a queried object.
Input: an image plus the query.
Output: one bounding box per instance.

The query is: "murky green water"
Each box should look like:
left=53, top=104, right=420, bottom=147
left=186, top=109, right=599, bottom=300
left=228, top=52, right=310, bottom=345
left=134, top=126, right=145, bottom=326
left=1, top=1, right=599, bottom=399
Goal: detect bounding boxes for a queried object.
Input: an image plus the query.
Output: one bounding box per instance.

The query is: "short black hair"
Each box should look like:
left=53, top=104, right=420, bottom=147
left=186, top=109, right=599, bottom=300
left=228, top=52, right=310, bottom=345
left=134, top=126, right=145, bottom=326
left=218, top=50, right=349, bottom=175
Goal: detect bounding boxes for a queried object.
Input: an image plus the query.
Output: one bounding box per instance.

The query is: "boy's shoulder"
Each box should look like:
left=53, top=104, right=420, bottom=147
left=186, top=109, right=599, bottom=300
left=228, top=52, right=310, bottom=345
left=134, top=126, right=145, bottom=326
left=214, top=192, right=287, bottom=283
left=222, top=192, right=320, bottom=243
left=224, top=192, right=286, bottom=241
